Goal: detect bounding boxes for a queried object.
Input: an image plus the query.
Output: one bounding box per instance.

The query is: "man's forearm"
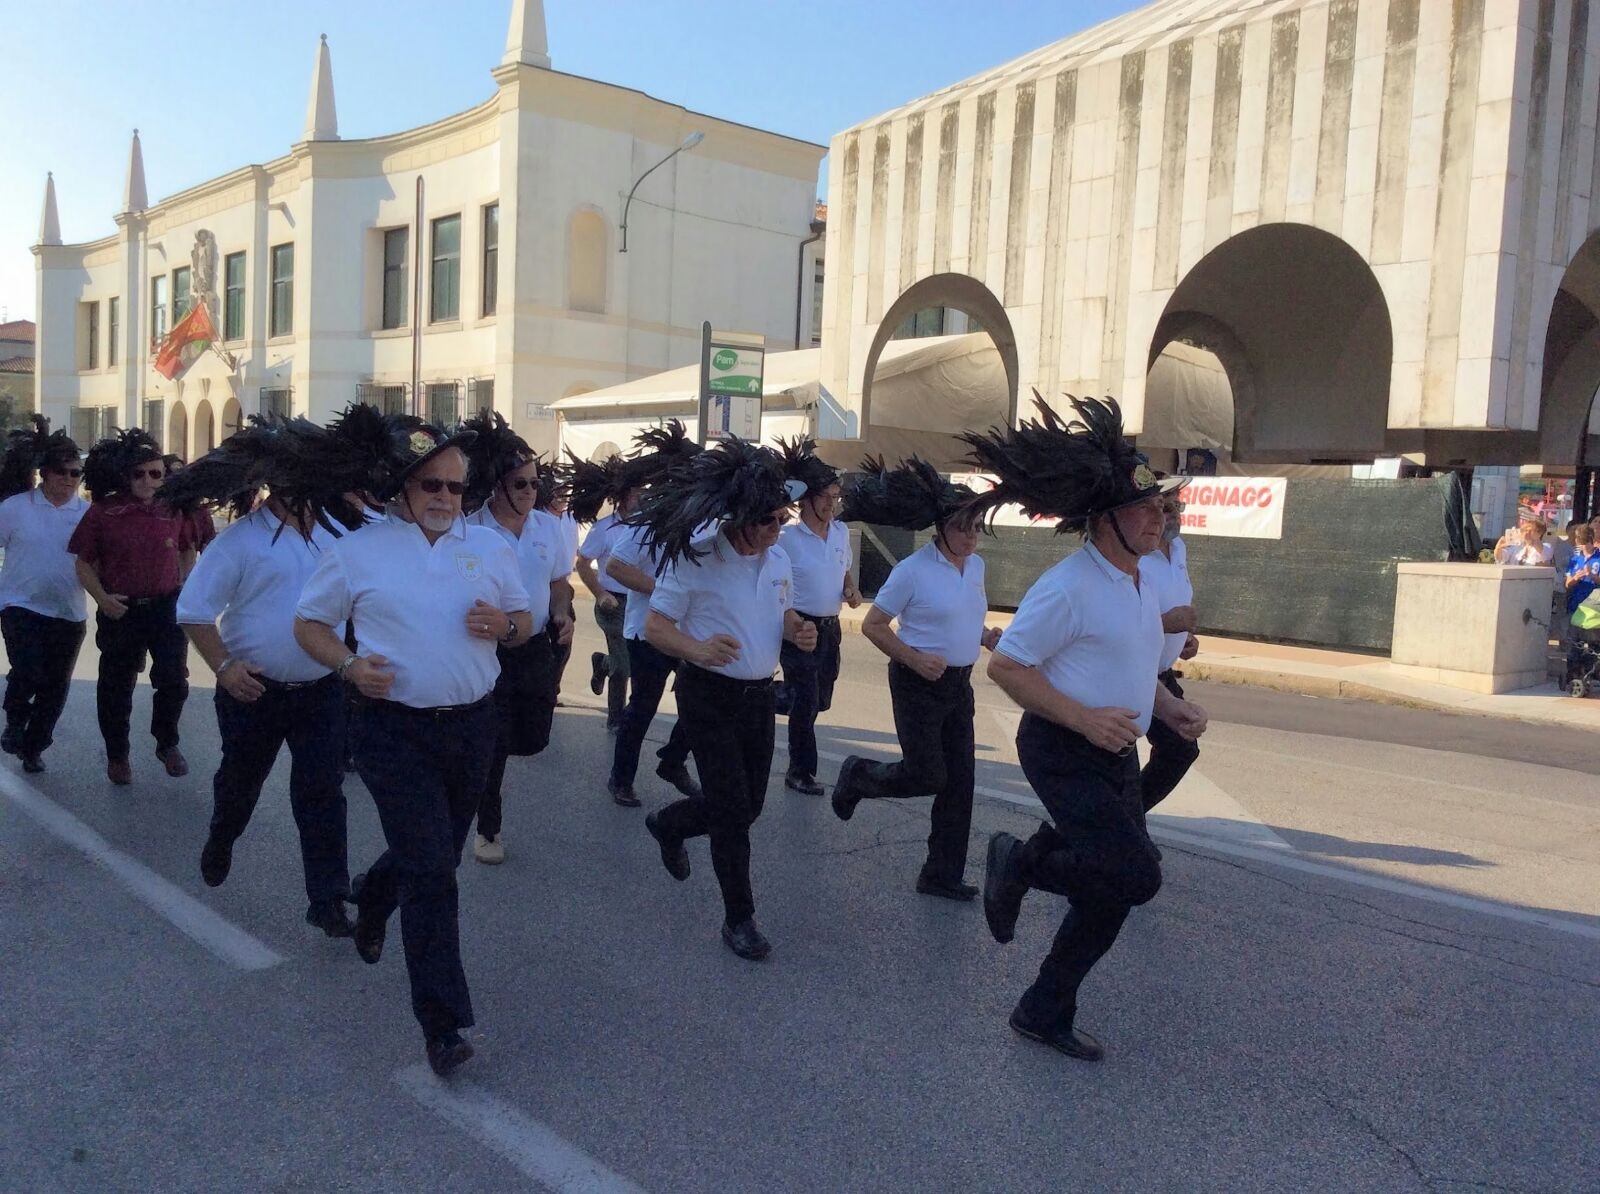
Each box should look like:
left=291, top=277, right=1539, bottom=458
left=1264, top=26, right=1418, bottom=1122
left=644, top=611, right=698, bottom=662
left=294, top=617, right=354, bottom=672
left=182, top=622, right=229, bottom=674
left=575, top=558, right=606, bottom=599
left=990, top=657, right=1090, bottom=732
left=607, top=559, right=655, bottom=596
left=75, top=558, right=110, bottom=605
left=863, top=617, right=919, bottom=667
left=551, top=578, right=575, bottom=620
left=1162, top=606, right=1198, bottom=633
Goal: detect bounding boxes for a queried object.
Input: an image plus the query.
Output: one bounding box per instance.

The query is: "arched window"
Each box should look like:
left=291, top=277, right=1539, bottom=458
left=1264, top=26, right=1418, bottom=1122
left=567, top=211, right=608, bottom=315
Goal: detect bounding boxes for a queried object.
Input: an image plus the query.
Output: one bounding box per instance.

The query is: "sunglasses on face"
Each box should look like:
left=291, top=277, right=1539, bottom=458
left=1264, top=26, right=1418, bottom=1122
left=756, top=511, right=792, bottom=528
left=504, top=477, right=536, bottom=491
left=133, top=467, right=165, bottom=481
left=411, top=478, right=466, bottom=496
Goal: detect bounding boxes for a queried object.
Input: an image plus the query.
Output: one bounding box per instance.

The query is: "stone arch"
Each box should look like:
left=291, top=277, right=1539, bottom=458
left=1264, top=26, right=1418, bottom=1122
left=567, top=209, right=608, bottom=315
left=221, top=396, right=243, bottom=441
left=1537, top=234, right=1600, bottom=520
left=1149, top=223, right=1393, bottom=463
left=168, top=402, right=189, bottom=462
left=860, top=272, right=1018, bottom=431
left=194, top=399, right=216, bottom=457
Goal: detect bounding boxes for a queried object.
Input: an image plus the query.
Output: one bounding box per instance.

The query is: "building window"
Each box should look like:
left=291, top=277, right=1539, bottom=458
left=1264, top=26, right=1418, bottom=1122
left=172, top=266, right=192, bottom=321
left=143, top=400, right=165, bottom=448
left=891, top=307, right=948, bottom=341
left=430, top=215, right=461, bottom=323
left=426, top=381, right=461, bottom=425
left=269, top=243, right=294, bottom=337
left=260, top=388, right=291, bottom=419
left=108, top=296, right=120, bottom=366
left=382, top=228, right=408, bottom=330
left=70, top=406, right=116, bottom=444
left=811, top=259, right=824, bottom=347
left=481, top=204, right=499, bottom=317
left=151, top=275, right=169, bottom=345
left=469, top=377, right=494, bottom=414
left=567, top=210, right=607, bottom=314
left=224, top=252, right=246, bottom=340
left=357, top=382, right=409, bottom=415
left=79, top=302, right=100, bottom=370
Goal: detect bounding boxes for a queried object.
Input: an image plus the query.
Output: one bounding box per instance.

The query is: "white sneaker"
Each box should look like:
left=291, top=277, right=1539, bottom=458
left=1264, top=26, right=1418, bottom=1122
left=473, top=834, right=505, bottom=865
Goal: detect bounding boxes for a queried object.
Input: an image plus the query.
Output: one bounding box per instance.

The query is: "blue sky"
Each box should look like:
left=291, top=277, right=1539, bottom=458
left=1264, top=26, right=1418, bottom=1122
left=2, top=0, right=1139, bottom=323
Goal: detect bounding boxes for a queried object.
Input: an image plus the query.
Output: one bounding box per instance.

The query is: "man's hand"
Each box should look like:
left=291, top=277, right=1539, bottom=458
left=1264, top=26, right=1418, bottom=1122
left=597, top=592, right=619, bottom=613
left=1072, top=705, right=1141, bottom=753
left=552, top=612, right=575, bottom=646
left=465, top=599, right=510, bottom=642
left=907, top=650, right=948, bottom=683
left=788, top=620, right=819, bottom=652
left=980, top=626, right=1003, bottom=652
left=219, top=660, right=267, bottom=703
left=694, top=633, right=743, bottom=669
left=99, top=594, right=129, bottom=619
left=1166, top=699, right=1208, bottom=741
left=843, top=584, right=862, bottom=610
left=345, top=654, right=395, bottom=700
left=1180, top=632, right=1199, bottom=661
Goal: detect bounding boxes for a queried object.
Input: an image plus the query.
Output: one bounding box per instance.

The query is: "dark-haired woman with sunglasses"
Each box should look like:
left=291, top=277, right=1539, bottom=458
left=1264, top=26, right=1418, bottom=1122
left=0, top=444, right=90, bottom=773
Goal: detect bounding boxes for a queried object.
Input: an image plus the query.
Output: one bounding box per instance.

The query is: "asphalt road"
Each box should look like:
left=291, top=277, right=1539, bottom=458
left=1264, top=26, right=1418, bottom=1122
left=2, top=618, right=1596, bottom=1193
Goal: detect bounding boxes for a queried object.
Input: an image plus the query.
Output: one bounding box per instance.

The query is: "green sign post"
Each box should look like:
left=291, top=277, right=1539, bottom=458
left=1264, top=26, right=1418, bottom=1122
left=698, top=322, right=765, bottom=444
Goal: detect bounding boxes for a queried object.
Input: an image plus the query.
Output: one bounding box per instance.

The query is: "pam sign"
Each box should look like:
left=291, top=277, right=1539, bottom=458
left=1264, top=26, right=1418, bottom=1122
left=709, top=346, right=763, bottom=396
left=697, top=323, right=765, bottom=443
left=1177, top=477, right=1286, bottom=539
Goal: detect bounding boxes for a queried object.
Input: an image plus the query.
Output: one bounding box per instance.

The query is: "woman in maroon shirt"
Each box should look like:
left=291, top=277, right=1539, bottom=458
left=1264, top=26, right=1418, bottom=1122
left=69, top=429, right=196, bottom=785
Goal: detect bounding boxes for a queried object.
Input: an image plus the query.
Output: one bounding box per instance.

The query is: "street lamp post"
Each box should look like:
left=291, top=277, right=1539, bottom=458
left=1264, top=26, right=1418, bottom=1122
left=620, top=131, right=704, bottom=253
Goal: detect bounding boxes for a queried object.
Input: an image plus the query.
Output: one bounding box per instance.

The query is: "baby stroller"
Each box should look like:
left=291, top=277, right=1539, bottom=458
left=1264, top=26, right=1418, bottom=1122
left=1563, top=600, right=1600, bottom=698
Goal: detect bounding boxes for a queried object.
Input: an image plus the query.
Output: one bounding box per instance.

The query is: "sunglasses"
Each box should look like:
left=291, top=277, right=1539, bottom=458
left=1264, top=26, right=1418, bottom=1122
left=50, top=467, right=84, bottom=478
left=756, top=512, right=792, bottom=528
left=133, top=467, right=165, bottom=481
left=504, top=477, right=536, bottom=491
left=411, top=478, right=466, bottom=496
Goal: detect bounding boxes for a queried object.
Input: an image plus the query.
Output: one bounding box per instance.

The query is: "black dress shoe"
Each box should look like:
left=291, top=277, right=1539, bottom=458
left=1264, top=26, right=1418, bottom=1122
left=609, top=780, right=641, bottom=807
left=1008, top=1009, right=1104, bottom=1062
left=983, top=832, right=1028, bottom=944
left=21, top=752, right=44, bottom=774
left=785, top=772, right=825, bottom=796
left=156, top=746, right=189, bottom=777
left=199, top=832, right=233, bottom=887
left=0, top=726, right=20, bottom=755
left=350, top=875, right=386, bottom=964
left=589, top=651, right=607, bottom=696
left=645, top=810, right=690, bottom=881
left=656, top=761, right=702, bottom=797
left=426, top=1031, right=475, bottom=1077
left=916, top=873, right=978, bottom=901
left=107, top=758, right=132, bottom=786
left=305, top=899, right=355, bottom=938
left=831, top=756, right=866, bottom=821
left=721, top=918, right=771, bottom=960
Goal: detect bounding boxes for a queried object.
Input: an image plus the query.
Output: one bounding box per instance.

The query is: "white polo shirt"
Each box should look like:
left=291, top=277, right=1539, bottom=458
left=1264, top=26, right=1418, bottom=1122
left=996, top=543, right=1164, bottom=735
left=778, top=517, right=852, bottom=617
left=1139, top=536, right=1193, bottom=672
left=609, top=524, right=662, bottom=641
left=0, top=489, right=89, bottom=622
left=467, top=506, right=570, bottom=635
left=650, top=536, right=793, bottom=681
left=296, top=512, right=530, bottom=708
left=579, top=513, right=630, bottom=596
left=177, top=509, right=340, bottom=683
left=872, top=540, right=988, bottom=668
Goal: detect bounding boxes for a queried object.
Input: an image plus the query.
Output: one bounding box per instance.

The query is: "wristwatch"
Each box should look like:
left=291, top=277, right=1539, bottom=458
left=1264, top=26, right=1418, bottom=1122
left=336, top=652, right=360, bottom=678
left=499, top=620, right=518, bottom=645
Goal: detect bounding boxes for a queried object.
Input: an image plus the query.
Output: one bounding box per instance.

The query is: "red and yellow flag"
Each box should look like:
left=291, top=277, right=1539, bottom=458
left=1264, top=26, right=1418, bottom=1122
left=153, top=302, right=218, bottom=379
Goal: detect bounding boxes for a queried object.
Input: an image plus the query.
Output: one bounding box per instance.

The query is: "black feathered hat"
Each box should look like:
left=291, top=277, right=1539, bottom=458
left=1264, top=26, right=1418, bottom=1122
left=459, top=410, right=535, bottom=511
left=321, top=403, right=478, bottom=503
left=562, top=449, right=630, bottom=524
left=840, top=455, right=975, bottom=532
left=630, top=436, right=800, bottom=568
left=620, top=419, right=701, bottom=493
left=157, top=416, right=283, bottom=522
left=959, top=393, right=1185, bottom=536
left=0, top=415, right=80, bottom=501
left=777, top=436, right=841, bottom=499
left=83, top=428, right=163, bottom=502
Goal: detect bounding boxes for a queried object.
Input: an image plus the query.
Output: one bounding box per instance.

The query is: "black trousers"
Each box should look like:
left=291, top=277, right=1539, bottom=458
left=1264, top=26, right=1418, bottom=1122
left=610, top=637, right=691, bottom=788
left=1141, top=670, right=1200, bottom=812
left=594, top=597, right=629, bottom=725
left=654, top=666, right=775, bottom=926
left=210, top=674, right=349, bottom=904
left=94, top=593, right=188, bottom=760
left=779, top=614, right=842, bottom=779
left=479, top=630, right=559, bottom=840
left=351, top=697, right=494, bottom=1039
left=1, top=607, right=86, bottom=755
left=1013, top=714, right=1163, bottom=1031
left=849, top=661, right=976, bottom=883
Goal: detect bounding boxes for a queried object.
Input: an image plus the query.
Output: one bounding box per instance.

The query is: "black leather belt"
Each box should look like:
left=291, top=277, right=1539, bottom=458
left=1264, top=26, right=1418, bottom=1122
left=261, top=674, right=335, bottom=692
left=124, top=592, right=178, bottom=607
left=372, top=695, right=492, bottom=719
left=797, top=612, right=840, bottom=626
left=683, top=666, right=774, bottom=695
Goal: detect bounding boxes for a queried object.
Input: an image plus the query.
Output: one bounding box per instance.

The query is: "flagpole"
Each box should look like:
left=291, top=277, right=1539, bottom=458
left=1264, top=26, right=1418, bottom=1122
left=412, top=175, right=424, bottom=418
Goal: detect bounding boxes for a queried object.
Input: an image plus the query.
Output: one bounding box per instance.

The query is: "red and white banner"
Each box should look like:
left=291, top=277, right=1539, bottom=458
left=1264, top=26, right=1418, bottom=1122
left=948, top=473, right=1288, bottom=540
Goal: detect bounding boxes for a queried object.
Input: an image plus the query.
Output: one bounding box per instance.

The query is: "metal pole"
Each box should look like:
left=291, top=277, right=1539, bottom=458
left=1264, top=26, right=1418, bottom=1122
left=697, top=321, right=712, bottom=446
left=412, top=175, right=424, bottom=417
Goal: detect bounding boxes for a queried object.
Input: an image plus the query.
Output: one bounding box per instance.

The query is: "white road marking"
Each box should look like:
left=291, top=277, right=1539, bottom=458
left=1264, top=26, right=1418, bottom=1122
left=0, top=766, right=283, bottom=971
left=1148, top=769, right=1294, bottom=852
left=396, top=1064, right=649, bottom=1194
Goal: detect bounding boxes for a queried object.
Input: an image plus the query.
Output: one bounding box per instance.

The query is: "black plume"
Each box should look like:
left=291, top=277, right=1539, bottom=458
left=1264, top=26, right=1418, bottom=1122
left=563, top=449, right=627, bottom=524
left=0, top=415, right=53, bottom=501
left=631, top=436, right=789, bottom=568
left=460, top=410, right=533, bottom=511
left=83, top=428, right=161, bottom=502
left=840, top=455, right=973, bottom=531
left=776, top=435, right=840, bottom=498
left=620, top=419, right=701, bottom=493
left=157, top=416, right=283, bottom=521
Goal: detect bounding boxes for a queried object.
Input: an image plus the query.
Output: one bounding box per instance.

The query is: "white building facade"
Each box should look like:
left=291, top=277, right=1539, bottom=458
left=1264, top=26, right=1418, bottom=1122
left=31, top=2, right=824, bottom=458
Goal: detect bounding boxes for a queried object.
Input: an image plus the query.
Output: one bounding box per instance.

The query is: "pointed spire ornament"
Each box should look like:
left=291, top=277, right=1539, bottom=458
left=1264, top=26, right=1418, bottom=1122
left=304, top=34, right=339, bottom=142
left=502, top=0, right=551, bottom=69
left=123, top=129, right=148, bottom=213
left=39, top=173, right=62, bottom=246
